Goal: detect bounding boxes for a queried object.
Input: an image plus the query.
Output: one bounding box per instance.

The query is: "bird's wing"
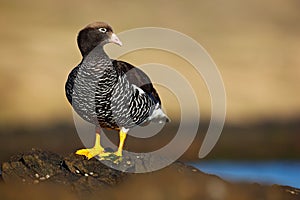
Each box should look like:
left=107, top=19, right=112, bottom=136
left=65, top=65, right=80, bottom=105
left=112, top=60, right=161, bottom=105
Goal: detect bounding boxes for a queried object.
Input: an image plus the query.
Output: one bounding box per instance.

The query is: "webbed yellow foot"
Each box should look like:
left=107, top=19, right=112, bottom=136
left=112, top=152, right=123, bottom=164
left=76, top=133, right=109, bottom=159
left=76, top=147, right=109, bottom=160
left=109, top=128, right=127, bottom=163
left=97, top=129, right=127, bottom=164
left=76, top=128, right=128, bottom=164
left=98, top=151, right=123, bottom=163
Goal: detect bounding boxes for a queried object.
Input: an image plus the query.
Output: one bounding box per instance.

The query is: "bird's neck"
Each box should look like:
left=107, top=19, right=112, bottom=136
left=82, top=44, right=108, bottom=59
left=80, top=44, right=114, bottom=74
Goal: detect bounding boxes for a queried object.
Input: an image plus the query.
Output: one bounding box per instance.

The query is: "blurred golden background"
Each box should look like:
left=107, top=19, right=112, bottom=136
left=0, top=0, right=299, bottom=162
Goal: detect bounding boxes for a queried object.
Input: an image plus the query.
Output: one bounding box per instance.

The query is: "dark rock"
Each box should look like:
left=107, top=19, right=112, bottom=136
left=0, top=149, right=299, bottom=200
left=2, top=149, right=61, bottom=184
left=1, top=148, right=127, bottom=194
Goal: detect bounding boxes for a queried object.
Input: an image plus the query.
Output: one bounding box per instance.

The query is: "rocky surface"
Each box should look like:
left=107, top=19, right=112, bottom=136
left=0, top=149, right=299, bottom=200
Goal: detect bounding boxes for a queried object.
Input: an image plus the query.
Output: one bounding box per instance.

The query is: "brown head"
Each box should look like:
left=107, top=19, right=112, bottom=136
left=77, top=22, right=122, bottom=57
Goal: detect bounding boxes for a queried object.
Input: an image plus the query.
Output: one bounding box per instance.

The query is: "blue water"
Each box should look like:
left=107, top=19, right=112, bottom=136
left=190, top=161, right=300, bottom=189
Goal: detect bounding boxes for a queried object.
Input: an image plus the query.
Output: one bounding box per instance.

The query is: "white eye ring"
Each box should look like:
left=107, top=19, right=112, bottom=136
left=99, top=28, right=107, bottom=33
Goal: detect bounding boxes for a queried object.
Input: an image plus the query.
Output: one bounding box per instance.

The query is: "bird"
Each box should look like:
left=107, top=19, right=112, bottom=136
left=65, top=22, right=170, bottom=163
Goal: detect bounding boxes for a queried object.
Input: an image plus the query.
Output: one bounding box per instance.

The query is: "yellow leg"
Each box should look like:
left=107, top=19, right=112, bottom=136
left=115, top=129, right=127, bottom=157
left=76, top=133, right=109, bottom=159
left=107, top=128, right=127, bottom=164
left=76, top=128, right=128, bottom=163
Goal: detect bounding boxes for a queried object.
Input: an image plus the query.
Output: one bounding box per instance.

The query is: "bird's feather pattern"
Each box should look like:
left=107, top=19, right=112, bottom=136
left=65, top=51, right=160, bottom=129
left=112, top=60, right=161, bottom=105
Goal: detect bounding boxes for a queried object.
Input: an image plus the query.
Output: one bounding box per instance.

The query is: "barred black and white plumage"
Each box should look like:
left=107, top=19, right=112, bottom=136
left=65, top=22, right=170, bottom=161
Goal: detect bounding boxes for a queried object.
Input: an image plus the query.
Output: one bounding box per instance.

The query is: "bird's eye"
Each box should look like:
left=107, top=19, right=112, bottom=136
left=99, top=28, right=107, bottom=33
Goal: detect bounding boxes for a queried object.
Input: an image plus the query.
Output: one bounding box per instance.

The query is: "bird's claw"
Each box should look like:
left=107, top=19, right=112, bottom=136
left=99, top=152, right=123, bottom=164
left=76, top=147, right=123, bottom=164
left=76, top=148, right=106, bottom=160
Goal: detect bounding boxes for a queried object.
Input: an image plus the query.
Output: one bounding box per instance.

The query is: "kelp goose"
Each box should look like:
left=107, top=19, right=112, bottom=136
left=65, top=22, right=169, bottom=163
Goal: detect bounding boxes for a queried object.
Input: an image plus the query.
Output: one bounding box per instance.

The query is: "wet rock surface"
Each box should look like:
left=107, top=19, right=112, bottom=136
left=0, top=149, right=299, bottom=200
